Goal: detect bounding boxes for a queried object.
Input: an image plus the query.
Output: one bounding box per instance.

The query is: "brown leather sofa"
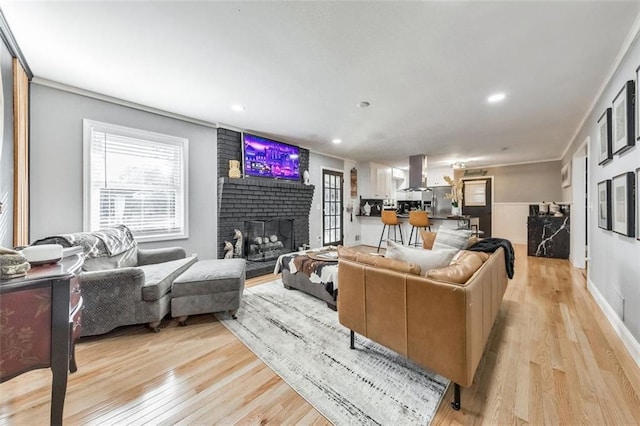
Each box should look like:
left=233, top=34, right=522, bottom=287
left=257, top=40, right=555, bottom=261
left=337, top=245, right=508, bottom=410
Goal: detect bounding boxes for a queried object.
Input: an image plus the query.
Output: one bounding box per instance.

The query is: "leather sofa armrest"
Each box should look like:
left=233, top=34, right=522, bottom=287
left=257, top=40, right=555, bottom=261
left=137, top=247, right=187, bottom=266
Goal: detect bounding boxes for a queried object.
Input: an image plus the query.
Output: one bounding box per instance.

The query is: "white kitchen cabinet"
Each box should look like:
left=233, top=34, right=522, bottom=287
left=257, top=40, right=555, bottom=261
left=370, top=163, right=392, bottom=198
left=427, top=166, right=453, bottom=187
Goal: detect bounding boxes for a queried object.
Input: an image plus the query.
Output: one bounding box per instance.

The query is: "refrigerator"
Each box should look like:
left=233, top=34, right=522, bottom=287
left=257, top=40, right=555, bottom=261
left=423, top=186, right=452, bottom=216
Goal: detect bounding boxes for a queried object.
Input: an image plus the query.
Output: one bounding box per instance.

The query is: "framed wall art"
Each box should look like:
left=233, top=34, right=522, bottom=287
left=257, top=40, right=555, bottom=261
left=637, top=66, right=640, bottom=142
left=612, top=80, right=635, bottom=155
left=597, top=180, right=612, bottom=230
left=561, top=162, right=571, bottom=188
left=350, top=167, right=357, bottom=197
left=611, top=172, right=635, bottom=237
left=637, top=168, right=640, bottom=240
left=597, top=108, right=612, bottom=165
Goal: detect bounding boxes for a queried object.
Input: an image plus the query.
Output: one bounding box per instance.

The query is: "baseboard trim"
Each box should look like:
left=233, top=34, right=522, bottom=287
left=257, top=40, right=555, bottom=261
left=587, top=278, right=640, bottom=367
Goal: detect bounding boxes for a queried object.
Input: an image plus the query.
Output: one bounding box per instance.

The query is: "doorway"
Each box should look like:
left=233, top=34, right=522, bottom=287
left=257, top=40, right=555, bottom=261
left=462, top=177, right=493, bottom=237
left=322, top=169, right=343, bottom=246
left=570, top=139, right=588, bottom=269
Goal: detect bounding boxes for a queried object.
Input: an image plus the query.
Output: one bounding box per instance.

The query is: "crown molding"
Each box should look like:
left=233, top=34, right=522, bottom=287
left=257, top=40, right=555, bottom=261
left=32, top=77, right=217, bottom=128
left=562, top=10, right=640, bottom=161
left=0, top=8, right=32, bottom=79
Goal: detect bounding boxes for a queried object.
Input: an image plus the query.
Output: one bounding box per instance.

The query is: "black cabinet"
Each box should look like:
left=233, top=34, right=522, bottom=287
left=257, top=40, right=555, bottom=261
left=527, top=216, right=570, bottom=259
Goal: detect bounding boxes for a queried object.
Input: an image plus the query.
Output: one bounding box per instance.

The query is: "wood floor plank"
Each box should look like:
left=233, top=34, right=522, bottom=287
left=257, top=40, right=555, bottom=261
left=1, top=244, right=639, bottom=424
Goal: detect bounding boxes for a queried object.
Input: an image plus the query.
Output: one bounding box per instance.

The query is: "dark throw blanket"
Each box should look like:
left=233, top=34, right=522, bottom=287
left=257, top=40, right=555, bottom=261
left=468, top=237, right=515, bottom=279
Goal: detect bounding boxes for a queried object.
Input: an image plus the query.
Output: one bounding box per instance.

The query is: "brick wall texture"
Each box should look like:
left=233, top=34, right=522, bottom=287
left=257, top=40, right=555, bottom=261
left=217, top=128, right=313, bottom=259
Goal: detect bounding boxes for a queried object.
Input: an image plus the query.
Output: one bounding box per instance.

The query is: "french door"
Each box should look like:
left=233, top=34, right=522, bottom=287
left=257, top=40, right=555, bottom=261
left=322, top=170, right=343, bottom=246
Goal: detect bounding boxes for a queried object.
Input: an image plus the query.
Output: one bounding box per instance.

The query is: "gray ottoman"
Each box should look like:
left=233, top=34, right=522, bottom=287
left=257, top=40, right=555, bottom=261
left=171, top=258, right=246, bottom=325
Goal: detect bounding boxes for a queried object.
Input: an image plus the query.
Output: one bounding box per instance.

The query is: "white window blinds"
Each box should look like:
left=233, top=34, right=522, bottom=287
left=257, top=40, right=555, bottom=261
left=83, top=119, right=189, bottom=242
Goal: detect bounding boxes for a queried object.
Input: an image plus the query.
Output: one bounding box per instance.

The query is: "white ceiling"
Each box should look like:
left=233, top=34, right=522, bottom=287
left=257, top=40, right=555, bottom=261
left=2, top=1, right=639, bottom=169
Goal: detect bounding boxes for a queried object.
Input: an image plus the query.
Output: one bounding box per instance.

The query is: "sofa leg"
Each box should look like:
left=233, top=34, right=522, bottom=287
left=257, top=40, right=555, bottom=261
left=229, top=310, right=238, bottom=320
left=177, top=316, right=188, bottom=326
left=350, top=330, right=355, bottom=349
left=451, top=383, right=461, bottom=410
left=148, top=321, right=161, bottom=332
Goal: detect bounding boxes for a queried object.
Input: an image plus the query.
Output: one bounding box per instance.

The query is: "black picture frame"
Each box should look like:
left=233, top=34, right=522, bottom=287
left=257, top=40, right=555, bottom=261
left=597, top=180, right=612, bottom=230
left=636, top=66, right=640, bottom=142
left=597, top=108, right=613, bottom=165
left=611, top=172, right=635, bottom=237
left=636, top=168, right=640, bottom=240
left=612, top=80, right=636, bottom=155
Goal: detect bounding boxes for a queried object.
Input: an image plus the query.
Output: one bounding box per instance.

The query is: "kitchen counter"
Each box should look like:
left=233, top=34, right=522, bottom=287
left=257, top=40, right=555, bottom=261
left=357, top=213, right=470, bottom=220
left=357, top=213, right=472, bottom=248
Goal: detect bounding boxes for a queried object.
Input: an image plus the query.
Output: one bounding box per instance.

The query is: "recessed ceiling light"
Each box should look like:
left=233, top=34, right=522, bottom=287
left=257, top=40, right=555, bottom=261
left=357, top=101, right=370, bottom=108
left=332, top=139, right=342, bottom=144
left=231, top=104, right=245, bottom=112
left=487, top=93, right=506, bottom=103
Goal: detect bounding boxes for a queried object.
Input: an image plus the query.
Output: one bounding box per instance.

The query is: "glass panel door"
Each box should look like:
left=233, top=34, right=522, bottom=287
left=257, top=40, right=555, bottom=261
left=322, top=170, right=343, bottom=246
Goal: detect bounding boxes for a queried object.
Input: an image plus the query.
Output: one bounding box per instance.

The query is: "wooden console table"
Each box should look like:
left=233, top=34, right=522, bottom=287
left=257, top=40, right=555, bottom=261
left=0, top=254, right=83, bottom=425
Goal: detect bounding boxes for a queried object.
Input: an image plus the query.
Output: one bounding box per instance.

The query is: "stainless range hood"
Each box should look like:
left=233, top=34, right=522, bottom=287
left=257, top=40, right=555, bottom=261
left=402, top=154, right=431, bottom=191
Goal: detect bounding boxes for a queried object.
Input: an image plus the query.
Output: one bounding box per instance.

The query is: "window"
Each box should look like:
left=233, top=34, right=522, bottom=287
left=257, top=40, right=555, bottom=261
left=83, top=119, right=189, bottom=242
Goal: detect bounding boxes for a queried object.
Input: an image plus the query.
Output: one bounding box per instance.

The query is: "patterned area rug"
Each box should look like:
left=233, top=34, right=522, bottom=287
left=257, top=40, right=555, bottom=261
left=215, top=279, right=448, bottom=425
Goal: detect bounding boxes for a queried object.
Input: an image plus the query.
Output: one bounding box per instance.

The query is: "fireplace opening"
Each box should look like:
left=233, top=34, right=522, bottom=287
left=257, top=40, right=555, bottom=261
left=245, top=218, right=295, bottom=261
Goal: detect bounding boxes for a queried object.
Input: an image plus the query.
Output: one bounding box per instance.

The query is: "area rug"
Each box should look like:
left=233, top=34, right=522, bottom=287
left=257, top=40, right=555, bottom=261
left=215, top=279, right=449, bottom=425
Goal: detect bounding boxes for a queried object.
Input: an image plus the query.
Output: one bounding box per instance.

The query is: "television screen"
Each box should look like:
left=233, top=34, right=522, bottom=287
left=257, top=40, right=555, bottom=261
left=243, top=133, right=300, bottom=181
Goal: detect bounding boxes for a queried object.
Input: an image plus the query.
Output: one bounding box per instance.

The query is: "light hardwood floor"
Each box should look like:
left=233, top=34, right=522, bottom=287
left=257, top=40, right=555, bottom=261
left=1, top=245, right=639, bottom=425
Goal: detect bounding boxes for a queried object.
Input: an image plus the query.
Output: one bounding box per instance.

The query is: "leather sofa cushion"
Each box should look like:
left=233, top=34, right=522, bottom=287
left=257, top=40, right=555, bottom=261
left=337, top=246, right=421, bottom=275
left=385, top=240, right=457, bottom=275
left=426, top=250, right=489, bottom=284
left=139, top=255, right=197, bottom=301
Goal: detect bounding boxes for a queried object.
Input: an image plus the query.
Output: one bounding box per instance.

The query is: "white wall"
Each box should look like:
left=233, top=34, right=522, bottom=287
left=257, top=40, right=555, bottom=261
left=493, top=203, right=530, bottom=244
left=343, top=159, right=360, bottom=246
left=562, top=29, right=640, bottom=363
left=29, top=84, right=218, bottom=258
left=308, top=152, right=344, bottom=248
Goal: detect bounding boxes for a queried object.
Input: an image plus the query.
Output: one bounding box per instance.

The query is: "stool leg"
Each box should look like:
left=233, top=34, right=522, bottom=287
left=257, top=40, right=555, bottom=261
left=378, top=224, right=387, bottom=252
left=399, top=224, right=404, bottom=245
left=409, top=226, right=415, bottom=246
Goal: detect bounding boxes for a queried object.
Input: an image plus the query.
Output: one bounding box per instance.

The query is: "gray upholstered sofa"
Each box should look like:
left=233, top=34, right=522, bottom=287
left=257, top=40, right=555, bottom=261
left=33, top=225, right=197, bottom=336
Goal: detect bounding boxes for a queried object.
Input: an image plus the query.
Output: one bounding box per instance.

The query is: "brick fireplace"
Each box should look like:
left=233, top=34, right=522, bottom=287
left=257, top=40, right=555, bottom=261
left=217, top=128, right=314, bottom=277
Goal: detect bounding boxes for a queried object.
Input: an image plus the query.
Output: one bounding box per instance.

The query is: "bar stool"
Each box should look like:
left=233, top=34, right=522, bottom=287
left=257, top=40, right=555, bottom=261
left=378, top=210, right=404, bottom=252
left=408, top=210, right=431, bottom=247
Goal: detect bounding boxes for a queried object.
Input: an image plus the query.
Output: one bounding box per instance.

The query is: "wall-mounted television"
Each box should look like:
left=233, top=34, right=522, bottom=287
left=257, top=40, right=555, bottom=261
left=242, top=133, right=300, bottom=181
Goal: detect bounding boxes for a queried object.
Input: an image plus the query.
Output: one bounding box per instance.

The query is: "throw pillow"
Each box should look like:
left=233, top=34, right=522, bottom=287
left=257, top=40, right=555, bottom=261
left=432, top=227, right=473, bottom=251
left=385, top=240, right=457, bottom=274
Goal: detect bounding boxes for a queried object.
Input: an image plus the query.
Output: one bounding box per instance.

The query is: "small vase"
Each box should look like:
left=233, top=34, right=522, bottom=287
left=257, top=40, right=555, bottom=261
left=229, top=160, right=241, bottom=178
left=363, top=202, right=371, bottom=216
